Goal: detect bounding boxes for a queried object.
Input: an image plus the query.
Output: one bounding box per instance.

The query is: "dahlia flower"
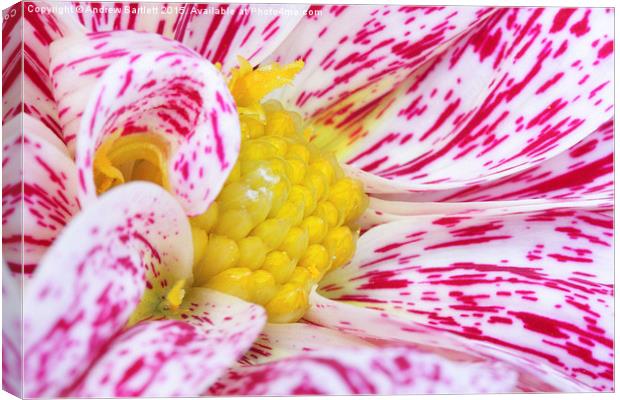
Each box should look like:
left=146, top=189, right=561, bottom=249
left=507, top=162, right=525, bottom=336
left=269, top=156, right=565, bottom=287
left=1, top=2, right=614, bottom=397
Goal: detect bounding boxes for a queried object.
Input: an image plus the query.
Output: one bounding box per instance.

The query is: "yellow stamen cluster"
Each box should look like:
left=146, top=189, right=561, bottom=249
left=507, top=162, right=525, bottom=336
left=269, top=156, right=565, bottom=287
left=191, top=58, right=368, bottom=323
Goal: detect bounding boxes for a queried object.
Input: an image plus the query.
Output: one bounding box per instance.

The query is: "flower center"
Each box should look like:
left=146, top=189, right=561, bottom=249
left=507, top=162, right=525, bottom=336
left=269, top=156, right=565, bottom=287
left=93, top=132, right=170, bottom=194
left=190, top=58, right=368, bottom=323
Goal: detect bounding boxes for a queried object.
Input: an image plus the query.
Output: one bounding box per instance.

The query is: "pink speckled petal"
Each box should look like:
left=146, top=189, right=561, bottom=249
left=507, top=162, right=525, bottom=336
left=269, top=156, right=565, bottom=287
left=73, top=290, right=266, bottom=398
left=65, top=45, right=240, bottom=215
left=179, top=3, right=308, bottom=71
left=209, top=347, right=517, bottom=395
left=23, top=182, right=192, bottom=397
left=2, top=115, right=80, bottom=274
left=268, top=5, right=493, bottom=145
left=177, top=288, right=266, bottom=354
left=49, top=30, right=196, bottom=149
left=240, top=323, right=373, bottom=366
left=2, top=262, right=23, bottom=397
left=311, top=208, right=613, bottom=391
left=343, top=8, right=613, bottom=192
left=360, top=120, right=613, bottom=228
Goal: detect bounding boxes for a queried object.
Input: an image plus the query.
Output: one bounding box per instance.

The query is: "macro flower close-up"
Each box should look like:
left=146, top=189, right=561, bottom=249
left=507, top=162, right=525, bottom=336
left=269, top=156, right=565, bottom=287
left=1, top=1, right=614, bottom=397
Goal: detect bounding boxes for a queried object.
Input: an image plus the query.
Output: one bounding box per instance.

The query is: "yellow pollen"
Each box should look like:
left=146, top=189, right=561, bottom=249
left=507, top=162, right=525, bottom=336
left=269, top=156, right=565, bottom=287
left=189, top=57, right=368, bottom=323
left=93, top=132, right=170, bottom=194
left=229, top=56, right=304, bottom=108
left=165, top=279, right=186, bottom=311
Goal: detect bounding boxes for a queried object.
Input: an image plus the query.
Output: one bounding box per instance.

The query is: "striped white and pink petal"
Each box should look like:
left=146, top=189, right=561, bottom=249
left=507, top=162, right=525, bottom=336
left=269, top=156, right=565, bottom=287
left=209, top=346, right=517, bottom=395
left=361, top=119, right=613, bottom=228
left=311, top=208, right=613, bottom=391
left=51, top=32, right=241, bottom=215
left=2, top=115, right=80, bottom=274
left=268, top=5, right=493, bottom=144
left=72, top=290, right=265, bottom=397
left=342, top=8, right=613, bottom=192
left=23, top=182, right=192, bottom=397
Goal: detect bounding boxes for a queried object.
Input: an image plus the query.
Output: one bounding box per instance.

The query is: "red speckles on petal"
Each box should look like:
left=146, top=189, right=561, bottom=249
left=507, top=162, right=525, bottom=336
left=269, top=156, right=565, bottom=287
left=268, top=5, right=491, bottom=142
left=2, top=116, right=80, bottom=273
left=314, top=208, right=613, bottom=391
left=72, top=300, right=262, bottom=399
left=343, top=8, right=612, bottom=193
left=371, top=119, right=613, bottom=215
left=597, top=40, right=614, bottom=59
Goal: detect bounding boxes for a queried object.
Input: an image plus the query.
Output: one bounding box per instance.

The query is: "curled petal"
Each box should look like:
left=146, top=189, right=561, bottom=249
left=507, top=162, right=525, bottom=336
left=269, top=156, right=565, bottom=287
left=50, top=31, right=196, bottom=148
left=268, top=5, right=493, bottom=147
left=343, top=8, right=613, bottom=191
left=71, top=48, right=240, bottom=215
left=180, top=3, right=309, bottom=71
left=313, top=208, right=613, bottom=391
left=23, top=182, right=192, bottom=397
left=2, top=115, right=80, bottom=274
left=209, top=347, right=517, bottom=395
left=241, top=322, right=374, bottom=365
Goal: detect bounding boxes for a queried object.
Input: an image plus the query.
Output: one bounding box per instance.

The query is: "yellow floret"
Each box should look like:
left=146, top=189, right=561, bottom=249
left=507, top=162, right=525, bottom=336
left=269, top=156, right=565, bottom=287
left=238, top=236, right=268, bottom=270
left=206, top=267, right=252, bottom=301
left=191, top=226, right=208, bottom=266
left=190, top=201, right=219, bottom=232
left=324, top=226, right=357, bottom=269
left=301, top=216, right=328, bottom=244
left=265, top=283, right=308, bottom=323
left=262, top=251, right=295, bottom=284
left=195, top=235, right=239, bottom=285
left=299, top=244, right=331, bottom=280
left=279, top=226, right=309, bottom=260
